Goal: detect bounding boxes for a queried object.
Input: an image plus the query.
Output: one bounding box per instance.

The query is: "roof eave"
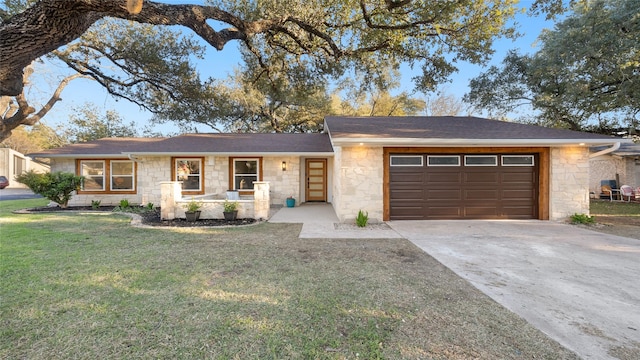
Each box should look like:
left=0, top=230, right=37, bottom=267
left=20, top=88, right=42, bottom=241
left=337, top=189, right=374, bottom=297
left=330, top=137, right=628, bottom=147
left=32, top=152, right=335, bottom=158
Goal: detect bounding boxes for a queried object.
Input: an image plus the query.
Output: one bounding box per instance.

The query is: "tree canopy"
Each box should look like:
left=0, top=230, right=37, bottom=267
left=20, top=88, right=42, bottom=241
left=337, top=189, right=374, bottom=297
left=465, top=0, right=640, bottom=132
left=1, top=0, right=568, bottom=140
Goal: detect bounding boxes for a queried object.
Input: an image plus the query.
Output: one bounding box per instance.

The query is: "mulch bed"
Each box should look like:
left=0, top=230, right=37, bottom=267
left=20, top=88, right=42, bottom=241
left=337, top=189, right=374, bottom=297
left=24, top=206, right=257, bottom=227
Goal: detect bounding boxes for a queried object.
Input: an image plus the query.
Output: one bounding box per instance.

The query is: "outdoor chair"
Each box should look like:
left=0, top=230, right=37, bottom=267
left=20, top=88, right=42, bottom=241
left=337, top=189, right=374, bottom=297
left=620, top=185, right=634, bottom=202
left=600, top=185, right=621, bottom=200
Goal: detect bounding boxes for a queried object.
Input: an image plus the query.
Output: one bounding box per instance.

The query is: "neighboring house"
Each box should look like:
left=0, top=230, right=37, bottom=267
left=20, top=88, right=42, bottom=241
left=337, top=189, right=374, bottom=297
left=30, top=116, right=627, bottom=222
left=0, top=148, right=50, bottom=189
left=589, top=143, right=640, bottom=196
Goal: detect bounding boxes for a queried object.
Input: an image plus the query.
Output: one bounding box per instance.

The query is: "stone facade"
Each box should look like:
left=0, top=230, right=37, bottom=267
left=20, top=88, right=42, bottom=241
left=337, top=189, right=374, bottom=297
left=549, top=146, right=590, bottom=220
left=159, top=181, right=268, bottom=220
left=331, top=146, right=384, bottom=222
left=50, top=155, right=303, bottom=209
left=262, top=156, right=301, bottom=206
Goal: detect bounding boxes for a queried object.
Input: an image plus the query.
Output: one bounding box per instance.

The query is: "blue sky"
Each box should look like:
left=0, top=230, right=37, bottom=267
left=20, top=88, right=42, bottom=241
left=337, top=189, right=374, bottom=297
left=37, top=0, right=558, bottom=135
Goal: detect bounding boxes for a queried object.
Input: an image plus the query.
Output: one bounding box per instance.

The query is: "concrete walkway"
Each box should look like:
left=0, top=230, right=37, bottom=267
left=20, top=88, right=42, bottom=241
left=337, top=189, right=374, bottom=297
left=389, top=220, right=640, bottom=360
left=268, top=203, right=402, bottom=239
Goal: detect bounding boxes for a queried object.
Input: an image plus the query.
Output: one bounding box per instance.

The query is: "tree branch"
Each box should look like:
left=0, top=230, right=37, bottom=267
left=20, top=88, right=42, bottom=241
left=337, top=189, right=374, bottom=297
left=0, top=0, right=284, bottom=97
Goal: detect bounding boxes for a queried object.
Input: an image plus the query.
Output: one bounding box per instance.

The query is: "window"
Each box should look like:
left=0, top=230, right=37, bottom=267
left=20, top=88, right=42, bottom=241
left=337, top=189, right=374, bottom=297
left=427, top=155, right=460, bottom=166
left=78, top=159, right=136, bottom=193
left=230, top=158, right=262, bottom=193
left=390, top=155, right=423, bottom=166
left=81, top=160, right=105, bottom=191
left=111, top=161, right=135, bottom=190
left=13, top=155, right=25, bottom=175
left=464, top=155, right=498, bottom=166
left=173, top=158, right=203, bottom=193
left=502, top=155, right=535, bottom=166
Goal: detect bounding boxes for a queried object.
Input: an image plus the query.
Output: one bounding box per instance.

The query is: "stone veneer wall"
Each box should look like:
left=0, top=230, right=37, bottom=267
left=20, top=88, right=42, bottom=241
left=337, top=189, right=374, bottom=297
left=262, top=156, right=300, bottom=206
left=51, top=155, right=302, bottom=207
left=331, top=146, right=384, bottom=222
left=549, top=146, right=590, bottom=220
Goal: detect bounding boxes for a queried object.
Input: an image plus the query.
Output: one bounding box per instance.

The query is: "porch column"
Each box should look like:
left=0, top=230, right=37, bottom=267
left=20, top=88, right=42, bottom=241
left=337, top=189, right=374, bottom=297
left=253, top=181, right=270, bottom=220
left=160, top=181, right=182, bottom=220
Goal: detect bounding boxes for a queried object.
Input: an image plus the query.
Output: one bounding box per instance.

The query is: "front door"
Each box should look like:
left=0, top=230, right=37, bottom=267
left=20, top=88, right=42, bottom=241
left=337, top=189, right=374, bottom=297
left=306, top=159, right=327, bottom=202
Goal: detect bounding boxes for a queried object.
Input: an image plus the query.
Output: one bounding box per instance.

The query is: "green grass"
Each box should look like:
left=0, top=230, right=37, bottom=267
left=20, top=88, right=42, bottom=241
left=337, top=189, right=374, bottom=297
left=0, top=199, right=577, bottom=359
left=590, top=199, right=640, bottom=215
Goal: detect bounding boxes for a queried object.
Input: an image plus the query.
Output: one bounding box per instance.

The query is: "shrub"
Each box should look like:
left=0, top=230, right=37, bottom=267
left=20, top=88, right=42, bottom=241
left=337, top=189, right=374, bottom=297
left=570, top=213, right=595, bottom=224
left=183, top=198, right=203, bottom=212
left=356, top=210, right=369, bottom=227
left=91, top=200, right=101, bottom=210
left=15, top=170, right=83, bottom=208
left=119, top=199, right=131, bottom=209
left=223, top=200, right=238, bottom=212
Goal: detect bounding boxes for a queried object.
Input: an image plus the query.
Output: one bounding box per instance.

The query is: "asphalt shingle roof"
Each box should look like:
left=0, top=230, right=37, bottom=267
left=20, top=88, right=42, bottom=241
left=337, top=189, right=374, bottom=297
left=30, top=133, right=333, bottom=157
left=324, top=116, right=618, bottom=141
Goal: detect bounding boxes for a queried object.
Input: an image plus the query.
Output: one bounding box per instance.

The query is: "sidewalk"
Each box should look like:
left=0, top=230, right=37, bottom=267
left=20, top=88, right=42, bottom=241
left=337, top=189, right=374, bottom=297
left=268, top=203, right=402, bottom=239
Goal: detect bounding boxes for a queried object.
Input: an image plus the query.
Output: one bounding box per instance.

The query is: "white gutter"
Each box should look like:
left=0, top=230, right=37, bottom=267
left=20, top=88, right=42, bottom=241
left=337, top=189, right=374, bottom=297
left=589, top=142, right=621, bottom=158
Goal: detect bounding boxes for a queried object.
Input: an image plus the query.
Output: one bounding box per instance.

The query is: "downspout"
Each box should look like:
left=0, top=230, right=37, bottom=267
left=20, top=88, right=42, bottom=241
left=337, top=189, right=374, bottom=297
left=589, top=142, right=620, bottom=158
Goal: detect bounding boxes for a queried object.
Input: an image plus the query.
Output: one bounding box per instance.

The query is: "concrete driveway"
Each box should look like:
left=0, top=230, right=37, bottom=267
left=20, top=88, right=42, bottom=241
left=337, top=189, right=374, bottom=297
left=388, top=220, right=640, bottom=360
left=0, top=188, right=42, bottom=201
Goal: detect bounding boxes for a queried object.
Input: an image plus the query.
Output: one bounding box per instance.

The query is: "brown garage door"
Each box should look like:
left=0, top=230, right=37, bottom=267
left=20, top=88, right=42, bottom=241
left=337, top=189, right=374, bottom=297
left=389, top=154, right=538, bottom=220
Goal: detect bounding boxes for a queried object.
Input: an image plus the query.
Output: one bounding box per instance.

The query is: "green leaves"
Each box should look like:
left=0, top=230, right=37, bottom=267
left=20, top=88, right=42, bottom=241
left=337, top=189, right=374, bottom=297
left=15, top=171, right=83, bottom=208
left=466, top=0, right=640, bottom=131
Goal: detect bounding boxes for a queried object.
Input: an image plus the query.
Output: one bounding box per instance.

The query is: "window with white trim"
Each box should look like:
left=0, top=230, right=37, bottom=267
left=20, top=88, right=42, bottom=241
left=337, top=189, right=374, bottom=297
left=464, top=155, right=498, bottom=166
left=427, top=155, right=460, bottom=166
left=78, top=159, right=136, bottom=193
left=502, top=155, right=535, bottom=166
left=174, top=158, right=203, bottom=192
left=390, top=155, right=424, bottom=166
left=111, top=161, right=135, bottom=190
left=80, top=160, right=105, bottom=191
left=233, top=158, right=259, bottom=191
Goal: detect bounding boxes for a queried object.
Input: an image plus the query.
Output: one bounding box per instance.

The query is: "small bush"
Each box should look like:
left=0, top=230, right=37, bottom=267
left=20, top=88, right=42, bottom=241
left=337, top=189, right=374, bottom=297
left=15, top=170, right=83, bottom=208
left=119, top=199, right=131, bottom=209
left=570, top=213, right=595, bottom=224
left=145, top=202, right=154, bottom=210
left=356, top=210, right=369, bottom=227
left=224, top=200, right=238, bottom=212
left=91, top=200, right=101, bottom=210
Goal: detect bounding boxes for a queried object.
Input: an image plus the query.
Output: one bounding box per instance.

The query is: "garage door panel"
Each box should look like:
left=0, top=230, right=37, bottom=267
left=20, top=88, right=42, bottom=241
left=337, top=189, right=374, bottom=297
left=464, top=206, right=499, bottom=217
left=390, top=172, right=423, bottom=183
left=390, top=203, right=425, bottom=219
left=502, top=172, right=535, bottom=183
left=391, top=189, right=424, bottom=199
left=425, top=206, right=461, bottom=217
left=503, top=189, right=535, bottom=200
left=426, top=189, right=461, bottom=200
left=464, top=189, right=499, bottom=200
left=389, top=152, right=538, bottom=220
left=426, top=172, right=461, bottom=184
left=464, top=172, right=499, bottom=183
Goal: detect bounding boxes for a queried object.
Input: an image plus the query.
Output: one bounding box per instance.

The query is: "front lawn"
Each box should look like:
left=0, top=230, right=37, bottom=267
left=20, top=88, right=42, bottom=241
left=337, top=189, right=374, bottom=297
left=0, top=199, right=577, bottom=359
left=590, top=199, right=640, bottom=215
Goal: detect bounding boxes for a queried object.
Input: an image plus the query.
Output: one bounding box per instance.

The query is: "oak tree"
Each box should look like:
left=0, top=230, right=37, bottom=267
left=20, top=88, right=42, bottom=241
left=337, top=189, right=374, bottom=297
left=1, top=0, right=567, bottom=140
left=465, top=0, right=640, bottom=131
